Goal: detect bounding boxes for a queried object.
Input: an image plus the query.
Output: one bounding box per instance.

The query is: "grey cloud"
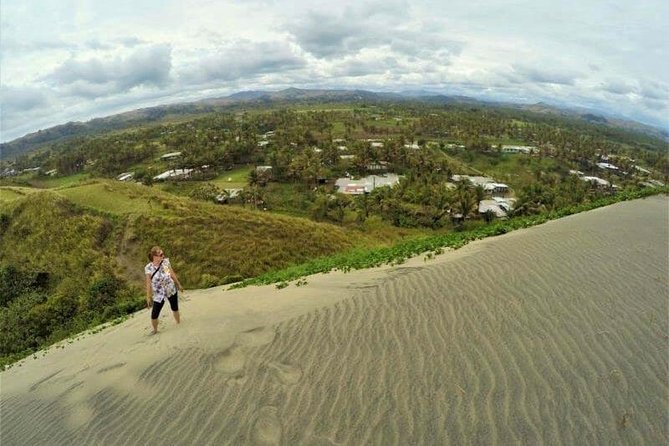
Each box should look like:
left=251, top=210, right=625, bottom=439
left=601, top=79, right=637, bottom=95
left=641, top=97, right=667, bottom=111
left=46, top=44, right=172, bottom=95
left=85, top=40, right=115, bottom=51
left=285, top=1, right=409, bottom=58
left=511, top=64, right=583, bottom=86
left=288, top=12, right=373, bottom=57
left=2, top=36, right=146, bottom=54
left=119, top=37, right=145, bottom=47
left=332, top=56, right=401, bottom=77
left=639, top=81, right=668, bottom=101
left=61, top=81, right=121, bottom=99
left=182, top=41, right=306, bottom=84
left=1, top=38, right=77, bottom=53
left=389, top=32, right=463, bottom=59
left=1, top=86, right=49, bottom=113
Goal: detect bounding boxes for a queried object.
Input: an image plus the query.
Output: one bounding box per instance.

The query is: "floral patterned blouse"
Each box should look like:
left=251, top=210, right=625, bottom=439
left=145, top=258, right=177, bottom=302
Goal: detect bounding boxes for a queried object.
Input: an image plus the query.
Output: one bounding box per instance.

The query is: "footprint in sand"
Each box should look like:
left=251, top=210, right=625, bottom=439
left=96, top=362, right=126, bottom=374
left=301, top=437, right=339, bottom=446
left=252, top=406, right=282, bottom=446
left=214, top=326, right=277, bottom=376
left=236, top=326, right=276, bottom=347
left=267, top=362, right=302, bottom=385
left=215, top=345, right=247, bottom=374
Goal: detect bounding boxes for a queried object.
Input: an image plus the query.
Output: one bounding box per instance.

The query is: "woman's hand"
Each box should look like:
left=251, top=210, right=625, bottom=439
left=146, top=298, right=152, bottom=309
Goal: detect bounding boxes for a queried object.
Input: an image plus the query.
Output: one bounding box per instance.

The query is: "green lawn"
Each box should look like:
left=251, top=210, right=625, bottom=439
left=0, top=187, right=36, bottom=202
left=31, top=172, right=90, bottom=189
left=57, top=182, right=170, bottom=216
left=464, top=154, right=561, bottom=188
left=488, top=138, right=532, bottom=146
left=209, top=166, right=252, bottom=188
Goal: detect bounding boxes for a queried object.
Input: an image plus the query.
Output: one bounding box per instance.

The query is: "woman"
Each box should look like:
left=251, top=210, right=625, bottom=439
left=145, top=246, right=184, bottom=334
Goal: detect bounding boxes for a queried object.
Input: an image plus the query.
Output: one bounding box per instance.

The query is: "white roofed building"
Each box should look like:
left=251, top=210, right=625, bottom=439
left=335, top=173, right=401, bottom=195
left=502, top=145, right=535, bottom=154
left=580, top=176, right=610, bottom=188
left=153, top=169, right=193, bottom=181
left=452, top=175, right=509, bottom=196
left=160, top=151, right=182, bottom=160
left=116, top=172, right=134, bottom=182
left=597, top=162, right=619, bottom=171
left=478, top=200, right=508, bottom=218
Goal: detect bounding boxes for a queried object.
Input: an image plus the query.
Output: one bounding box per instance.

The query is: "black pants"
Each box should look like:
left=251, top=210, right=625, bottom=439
left=151, top=293, right=178, bottom=320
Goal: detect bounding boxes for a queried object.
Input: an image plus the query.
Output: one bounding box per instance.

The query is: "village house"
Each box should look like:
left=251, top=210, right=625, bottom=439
left=451, top=175, right=509, bottom=195
left=116, top=172, right=134, bottom=182
left=335, top=173, right=402, bottom=195
left=502, top=145, right=535, bottom=154
left=216, top=188, right=243, bottom=203
left=641, top=179, right=665, bottom=188
left=366, top=161, right=389, bottom=172
left=478, top=200, right=508, bottom=218
left=580, top=176, right=611, bottom=188
left=153, top=168, right=193, bottom=181
left=160, top=151, right=182, bottom=160
left=596, top=162, right=619, bottom=171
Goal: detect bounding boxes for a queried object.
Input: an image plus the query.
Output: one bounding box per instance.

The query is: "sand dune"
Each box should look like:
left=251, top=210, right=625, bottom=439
left=2, top=196, right=668, bottom=445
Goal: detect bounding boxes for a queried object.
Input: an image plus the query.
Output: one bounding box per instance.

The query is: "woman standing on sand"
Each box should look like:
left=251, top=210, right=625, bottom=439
left=145, top=246, right=184, bottom=334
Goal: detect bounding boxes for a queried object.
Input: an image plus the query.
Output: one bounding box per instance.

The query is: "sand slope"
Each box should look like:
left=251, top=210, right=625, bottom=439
left=2, top=196, right=668, bottom=445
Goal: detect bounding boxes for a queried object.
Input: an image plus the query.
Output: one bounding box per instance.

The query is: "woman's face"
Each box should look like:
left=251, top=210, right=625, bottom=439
left=153, top=250, right=164, bottom=261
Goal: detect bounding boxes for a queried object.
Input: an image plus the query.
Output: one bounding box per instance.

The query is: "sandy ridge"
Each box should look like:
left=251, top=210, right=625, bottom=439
left=1, top=196, right=667, bottom=445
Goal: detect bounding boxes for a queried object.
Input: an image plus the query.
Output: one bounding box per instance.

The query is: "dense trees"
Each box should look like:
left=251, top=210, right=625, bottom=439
left=4, top=101, right=667, bottom=231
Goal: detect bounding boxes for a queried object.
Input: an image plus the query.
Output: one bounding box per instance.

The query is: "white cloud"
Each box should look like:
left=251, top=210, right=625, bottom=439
left=178, top=40, right=306, bottom=85
left=1, top=0, right=667, bottom=142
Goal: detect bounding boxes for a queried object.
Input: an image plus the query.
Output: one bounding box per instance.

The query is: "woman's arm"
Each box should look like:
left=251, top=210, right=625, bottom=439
left=169, top=269, right=184, bottom=292
left=145, top=274, right=153, bottom=308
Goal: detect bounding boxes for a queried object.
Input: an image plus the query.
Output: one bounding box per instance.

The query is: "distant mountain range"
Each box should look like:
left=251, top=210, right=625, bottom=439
left=2, top=88, right=667, bottom=160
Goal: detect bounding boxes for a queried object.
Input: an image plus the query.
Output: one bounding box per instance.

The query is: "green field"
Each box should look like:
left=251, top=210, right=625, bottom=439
left=209, top=166, right=252, bottom=188
left=32, top=172, right=90, bottom=189
left=0, top=187, right=37, bottom=202
left=57, top=182, right=161, bottom=215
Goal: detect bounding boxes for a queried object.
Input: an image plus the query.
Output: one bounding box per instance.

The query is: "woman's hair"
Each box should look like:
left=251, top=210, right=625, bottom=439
left=148, top=246, right=163, bottom=261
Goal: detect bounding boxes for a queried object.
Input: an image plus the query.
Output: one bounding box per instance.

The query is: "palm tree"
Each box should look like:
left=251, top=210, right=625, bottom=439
left=452, top=180, right=477, bottom=223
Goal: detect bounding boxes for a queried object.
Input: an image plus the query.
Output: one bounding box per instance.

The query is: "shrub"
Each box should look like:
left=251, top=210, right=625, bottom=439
left=0, top=213, right=9, bottom=233
left=221, top=274, right=244, bottom=285
left=86, top=275, right=125, bottom=311
left=199, top=273, right=220, bottom=288
left=189, top=183, right=221, bottom=203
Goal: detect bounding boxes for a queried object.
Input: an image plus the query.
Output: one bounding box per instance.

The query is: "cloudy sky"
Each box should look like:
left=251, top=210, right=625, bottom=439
left=2, top=0, right=668, bottom=142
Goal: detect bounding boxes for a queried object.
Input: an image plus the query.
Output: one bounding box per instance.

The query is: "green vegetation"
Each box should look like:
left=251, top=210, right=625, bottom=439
left=0, top=97, right=667, bottom=368
left=233, top=186, right=667, bottom=288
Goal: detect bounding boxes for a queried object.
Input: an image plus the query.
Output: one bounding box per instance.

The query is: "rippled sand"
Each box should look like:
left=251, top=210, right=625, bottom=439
left=2, top=196, right=668, bottom=445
